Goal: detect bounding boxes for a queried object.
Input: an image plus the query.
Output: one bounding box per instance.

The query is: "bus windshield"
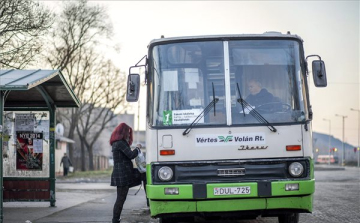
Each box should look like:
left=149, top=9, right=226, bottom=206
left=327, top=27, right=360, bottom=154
left=149, top=39, right=307, bottom=127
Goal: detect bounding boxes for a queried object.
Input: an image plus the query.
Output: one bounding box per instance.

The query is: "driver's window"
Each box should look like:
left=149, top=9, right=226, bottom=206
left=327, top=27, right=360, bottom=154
left=229, top=40, right=300, bottom=124
left=230, top=66, right=295, bottom=124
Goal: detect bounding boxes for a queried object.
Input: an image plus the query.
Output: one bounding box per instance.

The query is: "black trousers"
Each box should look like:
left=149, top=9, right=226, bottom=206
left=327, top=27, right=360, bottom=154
left=112, top=186, right=129, bottom=223
left=63, top=167, right=69, bottom=176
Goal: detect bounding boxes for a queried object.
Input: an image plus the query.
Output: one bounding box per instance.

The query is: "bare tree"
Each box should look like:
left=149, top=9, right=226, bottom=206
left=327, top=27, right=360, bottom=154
left=0, top=0, right=53, bottom=68
left=46, top=0, right=112, bottom=72
left=76, top=58, right=127, bottom=170
left=47, top=0, right=112, bottom=165
left=47, top=0, right=128, bottom=170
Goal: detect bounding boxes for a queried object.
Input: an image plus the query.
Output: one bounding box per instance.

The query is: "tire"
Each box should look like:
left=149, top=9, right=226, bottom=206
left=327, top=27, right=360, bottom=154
left=278, top=213, right=299, bottom=223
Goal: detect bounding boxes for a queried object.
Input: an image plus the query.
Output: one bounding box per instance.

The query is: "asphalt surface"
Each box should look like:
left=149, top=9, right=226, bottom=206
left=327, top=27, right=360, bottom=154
left=2, top=165, right=359, bottom=223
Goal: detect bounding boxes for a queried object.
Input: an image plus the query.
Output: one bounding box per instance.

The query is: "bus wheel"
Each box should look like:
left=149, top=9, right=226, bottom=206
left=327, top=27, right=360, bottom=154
left=278, top=213, right=299, bottom=223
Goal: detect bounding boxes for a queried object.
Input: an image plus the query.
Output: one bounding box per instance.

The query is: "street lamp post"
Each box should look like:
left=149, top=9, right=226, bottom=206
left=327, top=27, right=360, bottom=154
left=335, top=114, right=348, bottom=166
left=323, top=118, right=331, bottom=165
left=350, top=108, right=360, bottom=167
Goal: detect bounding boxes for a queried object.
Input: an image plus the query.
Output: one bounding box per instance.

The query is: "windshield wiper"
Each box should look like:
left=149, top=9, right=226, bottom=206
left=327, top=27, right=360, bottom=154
left=236, top=83, right=277, bottom=133
left=183, top=83, right=219, bottom=136
left=236, top=83, right=246, bottom=116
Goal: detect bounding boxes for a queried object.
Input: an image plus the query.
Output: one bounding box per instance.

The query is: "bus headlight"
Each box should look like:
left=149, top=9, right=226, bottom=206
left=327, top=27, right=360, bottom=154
left=288, top=162, right=304, bottom=177
left=158, top=166, right=173, bottom=181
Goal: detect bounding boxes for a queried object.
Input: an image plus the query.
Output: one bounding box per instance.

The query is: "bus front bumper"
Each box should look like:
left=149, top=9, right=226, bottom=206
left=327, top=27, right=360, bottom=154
left=147, top=180, right=314, bottom=217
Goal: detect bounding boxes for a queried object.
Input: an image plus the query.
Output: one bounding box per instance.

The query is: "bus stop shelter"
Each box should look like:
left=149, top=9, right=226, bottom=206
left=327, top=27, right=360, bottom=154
left=0, top=69, right=80, bottom=223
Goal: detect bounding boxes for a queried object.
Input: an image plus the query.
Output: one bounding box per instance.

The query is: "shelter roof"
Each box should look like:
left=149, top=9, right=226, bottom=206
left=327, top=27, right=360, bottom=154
left=0, top=69, right=80, bottom=108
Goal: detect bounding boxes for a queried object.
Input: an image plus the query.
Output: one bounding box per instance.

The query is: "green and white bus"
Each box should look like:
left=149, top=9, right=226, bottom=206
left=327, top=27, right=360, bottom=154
left=127, top=32, right=327, bottom=223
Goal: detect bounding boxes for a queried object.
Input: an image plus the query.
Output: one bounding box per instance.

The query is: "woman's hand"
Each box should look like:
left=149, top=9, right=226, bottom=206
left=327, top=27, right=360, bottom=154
left=135, top=144, right=142, bottom=154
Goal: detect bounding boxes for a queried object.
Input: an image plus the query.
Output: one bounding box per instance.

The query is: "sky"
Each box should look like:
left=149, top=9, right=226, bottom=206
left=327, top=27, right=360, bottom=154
left=43, top=1, right=360, bottom=147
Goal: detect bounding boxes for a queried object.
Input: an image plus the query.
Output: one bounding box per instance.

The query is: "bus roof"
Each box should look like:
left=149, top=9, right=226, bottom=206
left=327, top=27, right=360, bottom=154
left=149, top=31, right=303, bottom=46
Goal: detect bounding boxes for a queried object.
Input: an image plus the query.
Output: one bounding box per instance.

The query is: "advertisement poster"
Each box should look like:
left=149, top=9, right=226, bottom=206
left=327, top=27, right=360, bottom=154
left=16, top=132, right=43, bottom=170
left=34, top=119, right=49, bottom=141
left=15, top=113, right=35, bottom=132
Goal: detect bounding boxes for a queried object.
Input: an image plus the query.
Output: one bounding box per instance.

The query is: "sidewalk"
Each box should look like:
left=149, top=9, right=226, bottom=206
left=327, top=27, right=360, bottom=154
left=3, top=176, right=151, bottom=223
left=3, top=183, right=112, bottom=223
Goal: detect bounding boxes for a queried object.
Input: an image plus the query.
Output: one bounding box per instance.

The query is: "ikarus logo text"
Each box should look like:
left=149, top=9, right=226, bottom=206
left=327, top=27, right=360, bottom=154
left=218, top=136, right=233, bottom=142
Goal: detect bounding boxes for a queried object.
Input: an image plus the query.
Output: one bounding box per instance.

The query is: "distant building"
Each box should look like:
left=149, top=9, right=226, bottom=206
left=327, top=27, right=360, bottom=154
left=313, top=132, right=357, bottom=165
left=55, top=134, right=75, bottom=176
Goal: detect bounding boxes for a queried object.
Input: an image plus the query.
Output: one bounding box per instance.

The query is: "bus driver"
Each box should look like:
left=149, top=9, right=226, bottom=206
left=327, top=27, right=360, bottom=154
left=245, top=79, right=276, bottom=107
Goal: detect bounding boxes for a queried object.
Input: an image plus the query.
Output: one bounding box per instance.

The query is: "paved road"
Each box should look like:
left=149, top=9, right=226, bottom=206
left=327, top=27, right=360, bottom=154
left=3, top=166, right=360, bottom=223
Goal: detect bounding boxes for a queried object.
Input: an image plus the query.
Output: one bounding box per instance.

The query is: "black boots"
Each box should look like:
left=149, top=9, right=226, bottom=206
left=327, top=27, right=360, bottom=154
left=112, top=218, right=120, bottom=223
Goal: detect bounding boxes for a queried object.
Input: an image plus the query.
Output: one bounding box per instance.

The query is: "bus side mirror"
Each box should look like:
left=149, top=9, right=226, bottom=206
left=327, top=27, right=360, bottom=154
left=312, top=60, right=327, bottom=87
left=126, top=74, right=140, bottom=102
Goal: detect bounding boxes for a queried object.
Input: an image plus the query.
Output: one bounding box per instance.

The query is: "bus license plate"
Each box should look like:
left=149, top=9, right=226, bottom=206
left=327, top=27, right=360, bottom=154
left=214, top=186, right=251, bottom=195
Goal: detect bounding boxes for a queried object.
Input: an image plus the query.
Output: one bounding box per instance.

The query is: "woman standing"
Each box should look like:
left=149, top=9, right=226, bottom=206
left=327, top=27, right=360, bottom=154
left=110, top=123, right=141, bottom=223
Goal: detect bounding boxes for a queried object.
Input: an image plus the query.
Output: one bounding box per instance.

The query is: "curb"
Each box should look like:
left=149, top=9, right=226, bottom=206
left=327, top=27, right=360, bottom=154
left=314, top=165, right=346, bottom=171
left=56, top=177, right=110, bottom=184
